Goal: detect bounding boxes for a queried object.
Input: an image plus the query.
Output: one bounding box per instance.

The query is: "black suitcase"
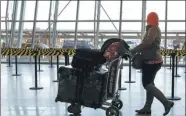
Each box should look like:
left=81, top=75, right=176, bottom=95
left=80, top=69, right=108, bottom=108
left=55, top=66, right=80, bottom=103
left=71, top=48, right=106, bottom=71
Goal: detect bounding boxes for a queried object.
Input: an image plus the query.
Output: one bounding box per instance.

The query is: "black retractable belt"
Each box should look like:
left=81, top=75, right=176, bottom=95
left=166, top=53, right=181, bottom=100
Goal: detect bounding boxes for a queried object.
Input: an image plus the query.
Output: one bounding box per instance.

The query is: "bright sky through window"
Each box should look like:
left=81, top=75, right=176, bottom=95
left=1, top=1, right=185, bottom=31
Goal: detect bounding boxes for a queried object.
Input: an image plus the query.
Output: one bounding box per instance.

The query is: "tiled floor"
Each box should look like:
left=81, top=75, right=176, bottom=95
left=1, top=64, right=185, bottom=116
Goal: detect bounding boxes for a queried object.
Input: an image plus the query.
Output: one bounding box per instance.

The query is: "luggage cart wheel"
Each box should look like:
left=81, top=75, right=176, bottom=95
left=106, top=106, right=119, bottom=116
left=112, top=100, right=123, bottom=110
left=67, top=104, right=81, bottom=115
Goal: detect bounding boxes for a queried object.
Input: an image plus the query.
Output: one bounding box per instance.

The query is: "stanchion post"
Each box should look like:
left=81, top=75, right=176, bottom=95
left=118, top=59, right=127, bottom=91
left=167, top=53, right=181, bottom=100
left=53, top=55, right=59, bottom=82
left=65, top=53, right=68, bottom=66
left=12, top=56, right=21, bottom=76
left=167, top=56, right=172, bottom=69
left=185, top=55, right=186, bottom=73
left=29, top=55, right=43, bottom=90
left=125, top=57, right=135, bottom=83
left=7, top=55, right=13, bottom=67
left=50, top=56, right=53, bottom=67
left=67, top=55, right=70, bottom=65
left=49, top=56, right=54, bottom=68
left=119, top=70, right=127, bottom=91
left=37, top=55, right=43, bottom=72
left=174, top=56, right=180, bottom=77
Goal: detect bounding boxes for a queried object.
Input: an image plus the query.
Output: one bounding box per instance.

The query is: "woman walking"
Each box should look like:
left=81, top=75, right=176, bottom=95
left=131, top=12, right=174, bottom=116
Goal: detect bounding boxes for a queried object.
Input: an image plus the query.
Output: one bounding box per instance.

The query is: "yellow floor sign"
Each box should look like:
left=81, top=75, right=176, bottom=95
left=1, top=48, right=186, bottom=56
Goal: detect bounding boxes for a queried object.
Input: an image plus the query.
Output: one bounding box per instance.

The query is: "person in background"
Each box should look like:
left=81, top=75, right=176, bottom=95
left=131, top=12, right=174, bottom=116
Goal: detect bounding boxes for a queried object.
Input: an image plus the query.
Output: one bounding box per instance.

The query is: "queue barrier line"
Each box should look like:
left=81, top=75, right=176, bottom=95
left=1, top=48, right=186, bottom=56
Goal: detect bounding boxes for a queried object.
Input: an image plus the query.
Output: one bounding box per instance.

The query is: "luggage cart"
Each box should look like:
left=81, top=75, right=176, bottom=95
left=55, top=38, right=130, bottom=116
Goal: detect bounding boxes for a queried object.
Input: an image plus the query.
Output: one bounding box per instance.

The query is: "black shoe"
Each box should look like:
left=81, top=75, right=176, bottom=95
left=135, top=108, right=151, bottom=114
left=163, top=101, right=174, bottom=116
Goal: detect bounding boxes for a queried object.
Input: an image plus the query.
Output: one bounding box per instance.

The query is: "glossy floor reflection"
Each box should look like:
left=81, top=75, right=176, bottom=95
left=1, top=64, right=185, bottom=116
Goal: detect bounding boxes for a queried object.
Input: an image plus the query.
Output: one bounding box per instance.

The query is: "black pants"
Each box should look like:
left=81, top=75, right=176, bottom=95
left=141, top=62, right=162, bottom=88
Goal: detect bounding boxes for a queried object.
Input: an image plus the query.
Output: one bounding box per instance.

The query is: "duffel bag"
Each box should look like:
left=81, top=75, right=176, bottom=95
left=81, top=68, right=108, bottom=108
left=71, top=48, right=106, bottom=70
left=55, top=66, right=79, bottom=103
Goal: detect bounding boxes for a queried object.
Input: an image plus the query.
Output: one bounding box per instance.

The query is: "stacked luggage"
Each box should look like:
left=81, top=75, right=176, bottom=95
left=55, top=38, right=130, bottom=116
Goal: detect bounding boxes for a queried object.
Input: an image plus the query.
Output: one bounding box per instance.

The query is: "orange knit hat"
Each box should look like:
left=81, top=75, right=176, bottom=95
left=147, top=12, right=159, bottom=26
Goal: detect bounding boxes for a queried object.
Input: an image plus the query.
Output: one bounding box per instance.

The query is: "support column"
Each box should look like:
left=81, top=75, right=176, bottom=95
left=95, top=1, right=101, bottom=49
left=141, top=0, right=146, bottom=40
left=74, top=0, right=80, bottom=48
left=93, top=1, right=97, bottom=47
left=18, top=1, right=26, bottom=48
left=118, top=0, right=123, bottom=39
left=164, top=0, right=168, bottom=64
left=52, top=1, right=59, bottom=48
left=118, top=0, right=127, bottom=91
left=48, top=0, right=52, bottom=48
left=10, top=1, right=18, bottom=47
left=31, top=1, right=39, bottom=48
left=5, top=1, right=9, bottom=47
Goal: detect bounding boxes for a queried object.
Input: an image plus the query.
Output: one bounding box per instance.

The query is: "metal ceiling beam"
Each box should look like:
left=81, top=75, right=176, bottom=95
left=80, top=32, right=87, bottom=36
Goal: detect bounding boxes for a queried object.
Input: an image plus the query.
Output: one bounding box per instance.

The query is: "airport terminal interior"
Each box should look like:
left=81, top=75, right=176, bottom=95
left=0, top=1, right=186, bottom=116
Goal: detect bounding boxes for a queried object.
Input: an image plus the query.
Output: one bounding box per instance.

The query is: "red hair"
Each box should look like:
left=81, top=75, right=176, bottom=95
left=147, top=12, right=159, bottom=26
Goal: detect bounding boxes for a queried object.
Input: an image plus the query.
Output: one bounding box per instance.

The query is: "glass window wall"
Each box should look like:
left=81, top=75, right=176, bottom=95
left=122, top=1, right=142, bottom=20
left=24, top=1, right=36, bottom=20
left=0, top=1, right=185, bottom=66
left=79, top=1, right=95, bottom=20
left=168, top=1, right=185, bottom=20
left=57, top=1, right=77, bottom=20
left=100, top=1, right=120, bottom=20
left=37, top=1, right=50, bottom=20
left=146, top=1, right=166, bottom=20
left=1, top=1, right=7, bottom=18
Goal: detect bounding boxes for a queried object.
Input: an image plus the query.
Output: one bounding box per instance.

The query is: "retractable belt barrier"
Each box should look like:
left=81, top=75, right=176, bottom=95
left=1, top=48, right=75, bottom=56
left=2, top=48, right=185, bottom=93
left=1, top=48, right=186, bottom=56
